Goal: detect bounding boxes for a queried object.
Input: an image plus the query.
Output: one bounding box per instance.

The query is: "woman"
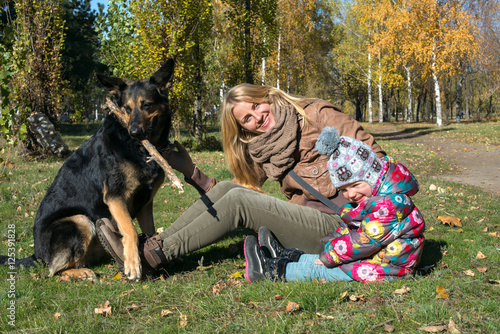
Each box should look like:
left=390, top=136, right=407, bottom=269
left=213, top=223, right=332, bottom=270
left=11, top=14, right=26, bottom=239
left=97, top=83, right=386, bottom=278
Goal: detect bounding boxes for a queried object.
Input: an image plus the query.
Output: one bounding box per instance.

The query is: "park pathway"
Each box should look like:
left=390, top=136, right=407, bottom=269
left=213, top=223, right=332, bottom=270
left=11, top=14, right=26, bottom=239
left=367, top=124, right=500, bottom=196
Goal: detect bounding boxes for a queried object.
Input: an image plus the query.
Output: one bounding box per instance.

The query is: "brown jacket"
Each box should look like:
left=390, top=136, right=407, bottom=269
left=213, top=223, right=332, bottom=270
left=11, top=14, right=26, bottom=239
left=187, top=100, right=385, bottom=214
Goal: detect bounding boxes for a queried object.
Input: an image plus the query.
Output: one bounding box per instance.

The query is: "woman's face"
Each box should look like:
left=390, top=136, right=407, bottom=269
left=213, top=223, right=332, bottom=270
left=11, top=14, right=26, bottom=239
left=232, top=101, right=276, bottom=134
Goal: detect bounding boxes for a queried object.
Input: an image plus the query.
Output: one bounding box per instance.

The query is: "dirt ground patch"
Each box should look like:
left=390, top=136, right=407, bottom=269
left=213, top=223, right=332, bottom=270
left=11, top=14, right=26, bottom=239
left=368, top=124, right=500, bottom=196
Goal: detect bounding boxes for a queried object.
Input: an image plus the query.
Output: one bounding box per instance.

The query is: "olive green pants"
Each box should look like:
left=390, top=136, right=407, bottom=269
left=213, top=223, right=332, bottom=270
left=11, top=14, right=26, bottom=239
left=159, top=181, right=342, bottom=260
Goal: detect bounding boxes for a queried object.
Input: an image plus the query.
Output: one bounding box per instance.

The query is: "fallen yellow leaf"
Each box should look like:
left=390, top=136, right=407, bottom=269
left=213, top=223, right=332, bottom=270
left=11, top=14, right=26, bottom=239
left=229, top=271, right=243, bottom=279
left=436, top=286, right=449, bottom=299
left=286, top=301, right=300, bottom=312
left=349, top=294, right=365, bottom=302
left=112, top=272, right=122, bottom=280
left=476, top=251, right=487, bottom=259
left=419, top=325, right=447, bottom=332
left=125, top=304, right=139, bottom=311
left=178, top=314, right=188, bottom=328
left=394, top=286, right=411, bottom=295
left=212, top=283, right=221, bottom=296
left=94, top=301, right=112, bottom=316
left=119, top=289, right=134, bottom=298
left=477, top=267, right=487, bottom=273
left=161, top=309, right=174, bottom=317
left=463, top=270, right=475, bottom=277
left=437, top=215, right=462, bottom=227
left=316, top=312, right=335, bottom=320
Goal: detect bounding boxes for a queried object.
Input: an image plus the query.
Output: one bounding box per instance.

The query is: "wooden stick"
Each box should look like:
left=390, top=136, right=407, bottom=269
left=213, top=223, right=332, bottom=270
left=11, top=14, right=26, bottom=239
left=103, top=98, right=184, bottom=193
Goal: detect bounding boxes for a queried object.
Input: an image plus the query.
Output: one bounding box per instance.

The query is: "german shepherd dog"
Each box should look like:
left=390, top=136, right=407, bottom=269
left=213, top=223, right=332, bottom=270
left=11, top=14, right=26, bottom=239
left=0, top=59, right=175, bottom=280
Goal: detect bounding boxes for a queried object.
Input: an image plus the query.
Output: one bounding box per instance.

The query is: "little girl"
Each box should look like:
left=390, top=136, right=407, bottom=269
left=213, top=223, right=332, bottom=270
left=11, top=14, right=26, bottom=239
left=244, top=127, right=425, bottom=283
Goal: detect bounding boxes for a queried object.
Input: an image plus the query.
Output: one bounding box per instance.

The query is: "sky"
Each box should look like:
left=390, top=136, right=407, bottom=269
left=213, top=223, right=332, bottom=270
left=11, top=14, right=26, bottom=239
left=90, top=0, right=107, bottom=12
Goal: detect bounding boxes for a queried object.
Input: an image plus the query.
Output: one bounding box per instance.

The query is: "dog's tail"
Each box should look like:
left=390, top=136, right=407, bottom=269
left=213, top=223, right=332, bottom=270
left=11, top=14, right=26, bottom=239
left=0, top=254, right=39, bottom=269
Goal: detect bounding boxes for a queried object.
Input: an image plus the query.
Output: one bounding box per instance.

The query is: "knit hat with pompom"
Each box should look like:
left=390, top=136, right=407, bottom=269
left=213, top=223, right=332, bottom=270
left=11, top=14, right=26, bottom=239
left=315, top=127, right=384, bottom=190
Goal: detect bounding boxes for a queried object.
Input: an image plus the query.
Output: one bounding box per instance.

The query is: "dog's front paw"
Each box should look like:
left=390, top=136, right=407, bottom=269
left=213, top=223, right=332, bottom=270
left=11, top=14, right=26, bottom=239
left=123, top=239, right=142, bottom=280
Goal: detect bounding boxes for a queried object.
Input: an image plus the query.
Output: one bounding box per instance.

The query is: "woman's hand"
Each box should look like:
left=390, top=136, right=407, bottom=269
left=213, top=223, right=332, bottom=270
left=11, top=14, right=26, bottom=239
left=164, top=141, right=195, bottom=178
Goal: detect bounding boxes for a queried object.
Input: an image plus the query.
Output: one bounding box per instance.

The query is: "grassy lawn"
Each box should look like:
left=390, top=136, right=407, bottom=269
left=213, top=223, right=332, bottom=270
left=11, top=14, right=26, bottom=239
left=0, top=121, right=499, bottom=333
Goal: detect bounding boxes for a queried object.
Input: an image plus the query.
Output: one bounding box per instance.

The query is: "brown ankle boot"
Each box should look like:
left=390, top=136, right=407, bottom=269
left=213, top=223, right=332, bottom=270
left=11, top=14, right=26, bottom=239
left=96, top=218, right=169, bottom=272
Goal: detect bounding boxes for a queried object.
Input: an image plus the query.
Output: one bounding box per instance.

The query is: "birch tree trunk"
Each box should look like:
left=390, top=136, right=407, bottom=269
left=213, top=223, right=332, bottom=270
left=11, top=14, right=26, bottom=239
left=431, top=49, right=443, bottom=127
left=405, top=65, right=412, bottom=123
left=261, top=36, right=266, bottom=85
left=277, top=32, right=281, bottom=90
left=378, top=53, right=383, bottom=124
left=368, top=51, right=373, bottom=124
left=455, top=68, right=463, bottom=123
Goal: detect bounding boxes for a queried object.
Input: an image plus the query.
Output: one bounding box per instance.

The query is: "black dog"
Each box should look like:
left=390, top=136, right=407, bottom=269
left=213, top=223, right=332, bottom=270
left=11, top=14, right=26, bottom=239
left=0, top=59, right=175, bottom=280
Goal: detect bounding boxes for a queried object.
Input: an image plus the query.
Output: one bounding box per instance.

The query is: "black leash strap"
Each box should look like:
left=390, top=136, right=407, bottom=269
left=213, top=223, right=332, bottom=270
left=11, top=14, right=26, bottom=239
left=287, top=170, right=341, bottom=214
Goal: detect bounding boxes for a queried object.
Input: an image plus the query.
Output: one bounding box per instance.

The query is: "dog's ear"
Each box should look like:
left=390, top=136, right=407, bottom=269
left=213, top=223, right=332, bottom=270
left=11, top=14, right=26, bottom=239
left=149, top=58, right=175, bottom=90
left=96, top=73, right=127, bottom=97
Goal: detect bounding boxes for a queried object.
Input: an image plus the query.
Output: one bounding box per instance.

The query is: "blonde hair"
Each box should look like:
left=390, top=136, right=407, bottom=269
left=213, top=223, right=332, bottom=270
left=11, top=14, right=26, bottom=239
left=221, top=83, right=311, bottom=191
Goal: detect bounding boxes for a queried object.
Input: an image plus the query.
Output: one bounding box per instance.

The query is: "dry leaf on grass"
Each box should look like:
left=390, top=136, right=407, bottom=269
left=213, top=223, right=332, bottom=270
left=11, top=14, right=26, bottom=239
left=384, top=323, right=395, bottom=332
left=212, top=277, right=241, bottom=295
left=394, top=286, right=410, bottom=295
left=477, top=267, right=487, bottom=273
left=57, top=275, right=71, bottom=282
left=229, top=271, right=243, bottom=279
left=316, top=312, right=335, bottom=320
left=436, top=286, right=449, bottom=299
left=488, top=232, right=500, bottom=238
left=161, top=309, right=174, bottom=317
left=119, top=289, right=134, bottom=298
left=125, top=304, right=139, bottom=311
left=54, top=312, right=62, bottom=320
left=30, top=273, right=41, bottom=280
left=94, top=300, right=112, bottom=316
left=178, top=314, right=188, bottom=328
left=274, top=294, right=284, bottom=300
left=476, top=251, right=487, bottom=259
left=448, top=318, right=462, bottom=334
left=437, top=215, right=462, bottom=227
left=349, top=294, right=365, bottom=302
left=286, top=301, right=300, bottom=313
left=463, top=270, right=475, bottom=277
left=419, top=324, right=448, bottom=332
left=339, top=291, right=349, bottom=300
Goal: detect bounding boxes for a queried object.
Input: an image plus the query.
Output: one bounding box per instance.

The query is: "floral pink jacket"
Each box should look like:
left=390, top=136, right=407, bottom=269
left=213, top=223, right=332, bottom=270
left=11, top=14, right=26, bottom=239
left=319, top=157, right=425, bottom=282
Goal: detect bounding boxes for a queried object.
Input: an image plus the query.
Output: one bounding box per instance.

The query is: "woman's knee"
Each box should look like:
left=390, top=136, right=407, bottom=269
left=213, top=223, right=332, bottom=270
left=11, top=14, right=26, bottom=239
left=211, top=181, right=242, bottom=193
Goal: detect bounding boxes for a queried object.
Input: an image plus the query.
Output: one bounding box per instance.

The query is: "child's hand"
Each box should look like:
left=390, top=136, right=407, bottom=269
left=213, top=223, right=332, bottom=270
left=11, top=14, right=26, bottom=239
left=314, top=258, right=324, bottom=266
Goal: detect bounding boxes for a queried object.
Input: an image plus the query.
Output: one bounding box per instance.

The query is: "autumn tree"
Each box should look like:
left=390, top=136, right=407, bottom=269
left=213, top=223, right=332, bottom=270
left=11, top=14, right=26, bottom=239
left=395, top=0, right=482, bottom=126
left=97, top=0, right=215, bottom=142
left=61, top=0, right=105, bottom=121
left=9, top=0, right=66, bottom=153
left=221, top=0, right=277, bottom=86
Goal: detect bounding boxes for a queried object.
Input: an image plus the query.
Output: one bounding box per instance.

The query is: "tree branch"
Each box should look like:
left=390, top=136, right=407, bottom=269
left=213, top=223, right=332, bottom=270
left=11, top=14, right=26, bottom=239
left=104, top=98, right=184, bottom=193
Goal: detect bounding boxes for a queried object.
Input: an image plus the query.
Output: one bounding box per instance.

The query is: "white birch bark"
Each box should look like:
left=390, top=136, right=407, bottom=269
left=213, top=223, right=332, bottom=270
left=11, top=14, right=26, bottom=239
left=378, top=53, right=383, bottom=124
left=368, top=51, right=373, bottom=124
left=277, top=32, right=281, bottom=90
left=405, top=65, right=412, bottom=123
left=431, top=49, right=442, bottom=127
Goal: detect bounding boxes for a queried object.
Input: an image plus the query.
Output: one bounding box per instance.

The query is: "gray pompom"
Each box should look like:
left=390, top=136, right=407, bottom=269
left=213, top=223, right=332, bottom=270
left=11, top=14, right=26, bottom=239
left=315, top=126, right=341, bottom=156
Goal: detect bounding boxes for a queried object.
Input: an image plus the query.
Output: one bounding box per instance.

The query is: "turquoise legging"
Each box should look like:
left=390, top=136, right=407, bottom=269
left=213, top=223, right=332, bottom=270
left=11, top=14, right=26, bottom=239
left=285, top=254, right=353, bottom=282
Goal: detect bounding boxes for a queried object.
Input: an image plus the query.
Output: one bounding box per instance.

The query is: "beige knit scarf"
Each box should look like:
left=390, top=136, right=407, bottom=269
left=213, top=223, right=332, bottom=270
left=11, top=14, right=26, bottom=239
left=247, top=102, right=299, bottom=181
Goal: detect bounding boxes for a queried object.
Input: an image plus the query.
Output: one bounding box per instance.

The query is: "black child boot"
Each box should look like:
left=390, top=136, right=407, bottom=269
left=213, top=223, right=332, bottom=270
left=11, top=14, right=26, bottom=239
left=258, top=226, right=305, bottom=262
left=244, top=235, right=289, bottom=283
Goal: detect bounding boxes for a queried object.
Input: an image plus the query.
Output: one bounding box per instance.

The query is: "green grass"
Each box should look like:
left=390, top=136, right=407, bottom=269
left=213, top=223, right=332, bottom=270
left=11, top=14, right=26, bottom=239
left=1, top=121, right=499, bottom=333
